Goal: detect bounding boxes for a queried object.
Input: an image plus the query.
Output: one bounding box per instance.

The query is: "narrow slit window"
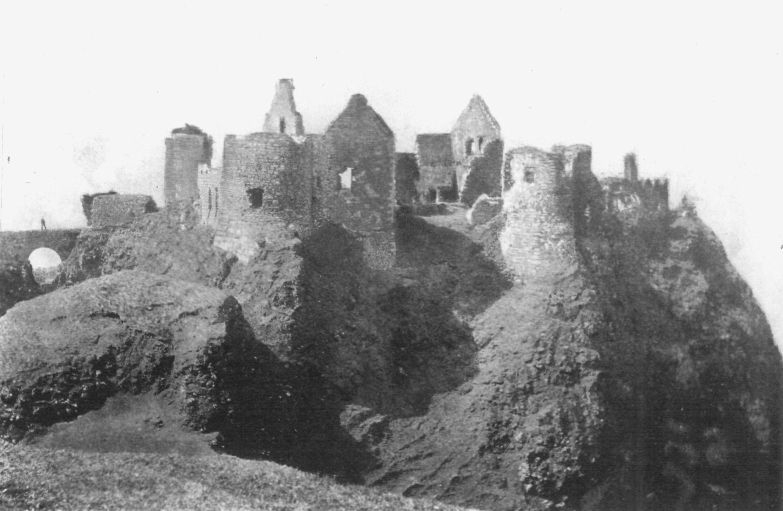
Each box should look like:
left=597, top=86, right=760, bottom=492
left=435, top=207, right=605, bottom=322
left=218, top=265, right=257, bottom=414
left=478, top=136, right=484, bottom=153
left=465, top=138, right=474, bottom=156
left=524, top=168, right=535, bottom=183
left=279, top=117, right=286, bottom=134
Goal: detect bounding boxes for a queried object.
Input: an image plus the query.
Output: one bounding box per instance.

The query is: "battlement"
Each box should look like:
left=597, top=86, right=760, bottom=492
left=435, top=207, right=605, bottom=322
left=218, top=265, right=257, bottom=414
left=601, top=155, right=669, bottom=214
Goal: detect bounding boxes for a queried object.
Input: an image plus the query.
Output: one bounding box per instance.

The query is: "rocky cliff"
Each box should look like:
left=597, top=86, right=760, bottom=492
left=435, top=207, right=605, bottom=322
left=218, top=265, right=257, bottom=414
left=0, top=197, right=779, bottom=511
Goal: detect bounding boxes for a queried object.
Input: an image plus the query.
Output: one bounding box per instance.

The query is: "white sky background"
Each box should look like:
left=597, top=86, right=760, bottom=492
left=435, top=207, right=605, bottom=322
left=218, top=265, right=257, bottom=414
left=1, top=0, right=782, bottom=345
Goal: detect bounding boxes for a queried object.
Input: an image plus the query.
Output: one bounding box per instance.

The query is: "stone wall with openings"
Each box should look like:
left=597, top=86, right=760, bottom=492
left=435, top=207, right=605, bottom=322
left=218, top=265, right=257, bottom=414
left=500, top=146, right=577, bottom=281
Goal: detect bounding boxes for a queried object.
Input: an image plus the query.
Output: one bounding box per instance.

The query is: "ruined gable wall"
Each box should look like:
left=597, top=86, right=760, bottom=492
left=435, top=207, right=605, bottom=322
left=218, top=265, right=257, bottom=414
left=164, top=133, right=206, bottom=209
left=323, top=98, right=396, bottom=234
left=262, top=79, right=305, bottom=136
left=323, top=95, right=396, bottom=269
left=451, top=108, right=501, bottom=162
left=500, top=147, right=577, bottom=280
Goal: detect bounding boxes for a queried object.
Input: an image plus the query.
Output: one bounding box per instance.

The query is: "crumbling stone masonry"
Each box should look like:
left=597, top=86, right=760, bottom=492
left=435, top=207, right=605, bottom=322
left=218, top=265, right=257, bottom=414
left=262, top=79, right=305, bottom=136
left=323, top=94, right=397, bottom=270
left=197, top=164, right=221, bottom=226
left=415, top=134, right=456, bottom=202
left=196, top=84, right=396, bottom=270
left=500, top=146, right=578, bottom=280
left=90, top=194, right=157, bottom=228
left=164, top=127, right=211, bottom=209
left=451, top=95, right=503, bottom=205
left=412, top=95, right=503, bottom=206
left=395, top=152, right=419, bottom=206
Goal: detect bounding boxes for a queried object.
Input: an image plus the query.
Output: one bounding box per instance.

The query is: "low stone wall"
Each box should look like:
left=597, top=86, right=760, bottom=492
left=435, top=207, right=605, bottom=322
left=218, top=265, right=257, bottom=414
left=91, top=194, right=157, bottom=228
left=0, top=229, right=81, bottom=264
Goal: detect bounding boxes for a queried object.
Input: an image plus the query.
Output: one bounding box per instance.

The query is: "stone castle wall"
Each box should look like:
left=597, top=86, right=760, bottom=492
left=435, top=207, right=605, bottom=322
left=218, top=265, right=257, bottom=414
left=500, top=147, right=577, bottom=280
left=218, top=133, right=312, bottom=235
left=395, top=152, right=419, bottom=205
left=602, top=177, right=669, bottom=214
left=323, top=95, right=396, bottom=231
left=457, top=139, right=504, bottom=206
left=323, top=94, right=396, bottom=269
left=165, top=133, right=207, bottom=209
left=197, top=164, right=221, bottom=226
left=0, top=230, right=81, bottom=264
left=566, top=146, right=605, bottom=235
left=91, top=194, right=157, bottom=228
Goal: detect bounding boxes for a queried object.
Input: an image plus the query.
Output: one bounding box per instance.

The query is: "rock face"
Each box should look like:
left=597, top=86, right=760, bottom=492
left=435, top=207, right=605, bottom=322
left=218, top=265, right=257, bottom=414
left=6, top=194, right=780, bottom=511
left=0, top=270, right=259, bottom=440
left=346, top=205, right=782, bottom=511
left=61, top=211, right=233, bottom=288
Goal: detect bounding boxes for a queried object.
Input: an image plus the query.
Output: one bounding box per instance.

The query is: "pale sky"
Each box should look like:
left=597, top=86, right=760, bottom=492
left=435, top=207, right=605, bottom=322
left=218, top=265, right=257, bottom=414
left=1, top=1, right=782, bottom=345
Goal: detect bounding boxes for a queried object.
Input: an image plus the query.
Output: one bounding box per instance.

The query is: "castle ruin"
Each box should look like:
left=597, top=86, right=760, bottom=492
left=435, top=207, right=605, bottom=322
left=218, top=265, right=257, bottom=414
left=412, top=95, right=504, bottom=206
left=162, top=78, right=669, bottom=273
left=166, top=80, right=396, bottom=268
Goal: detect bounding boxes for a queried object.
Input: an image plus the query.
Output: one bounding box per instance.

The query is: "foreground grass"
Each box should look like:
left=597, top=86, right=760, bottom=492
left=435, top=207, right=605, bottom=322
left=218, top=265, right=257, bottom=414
left=0, top=443, right=470, bottom=510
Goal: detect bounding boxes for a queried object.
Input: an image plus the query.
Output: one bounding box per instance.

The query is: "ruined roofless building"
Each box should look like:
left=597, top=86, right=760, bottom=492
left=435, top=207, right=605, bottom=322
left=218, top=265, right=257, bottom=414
left=412, top=95, right=503, bottom=206
left=175, top=79, right=396, bottom=269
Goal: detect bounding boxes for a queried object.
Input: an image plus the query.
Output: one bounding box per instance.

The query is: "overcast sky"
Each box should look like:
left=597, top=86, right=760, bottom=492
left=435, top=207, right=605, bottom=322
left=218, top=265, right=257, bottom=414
left=1, top=0, right=782, bottom=345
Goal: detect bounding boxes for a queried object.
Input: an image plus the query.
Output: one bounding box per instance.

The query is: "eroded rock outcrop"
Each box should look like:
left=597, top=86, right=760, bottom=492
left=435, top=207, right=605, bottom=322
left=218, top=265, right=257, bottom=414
left=0, top=270, right=261, bottom=440
left=348, top=204, right=782, bottom=511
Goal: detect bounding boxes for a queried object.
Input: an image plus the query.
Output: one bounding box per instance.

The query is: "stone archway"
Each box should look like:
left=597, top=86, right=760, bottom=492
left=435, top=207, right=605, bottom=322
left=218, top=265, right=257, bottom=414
left=28, top=247, right=63, bottom=285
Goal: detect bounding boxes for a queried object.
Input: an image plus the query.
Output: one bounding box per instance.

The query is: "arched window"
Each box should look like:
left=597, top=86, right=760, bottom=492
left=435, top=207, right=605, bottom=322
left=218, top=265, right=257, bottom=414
left=524, top=168, right=535, bottom=183
left=279, top=117, right=286, bottom=134
left=478, top=136, right=484, bottom=153
left=465, top=138, right=474, bottom=156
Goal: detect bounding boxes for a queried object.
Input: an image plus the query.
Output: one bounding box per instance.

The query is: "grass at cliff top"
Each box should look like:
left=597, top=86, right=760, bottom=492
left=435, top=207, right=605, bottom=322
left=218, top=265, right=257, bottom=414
left=0, top=443, right=469, bottom=510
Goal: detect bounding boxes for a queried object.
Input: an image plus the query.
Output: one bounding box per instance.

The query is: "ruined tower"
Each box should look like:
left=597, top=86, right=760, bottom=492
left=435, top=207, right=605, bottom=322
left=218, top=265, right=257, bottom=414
left=500, top=147, right=578, bottom=280
left=164, top=125, right=211, bottom=209
left=624, top=153, right=639, bottom=182
left=263, top=79, right=305, bottom=136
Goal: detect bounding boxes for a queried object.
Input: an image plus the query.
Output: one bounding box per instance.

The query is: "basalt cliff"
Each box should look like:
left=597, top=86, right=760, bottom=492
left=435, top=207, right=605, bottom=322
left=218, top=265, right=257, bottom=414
left=0, top=188, right=780, bottom=511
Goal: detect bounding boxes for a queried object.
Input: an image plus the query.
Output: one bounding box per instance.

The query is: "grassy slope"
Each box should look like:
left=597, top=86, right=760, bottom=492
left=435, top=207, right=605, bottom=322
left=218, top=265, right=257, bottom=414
left=0, top=442, right=472, bottom=511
